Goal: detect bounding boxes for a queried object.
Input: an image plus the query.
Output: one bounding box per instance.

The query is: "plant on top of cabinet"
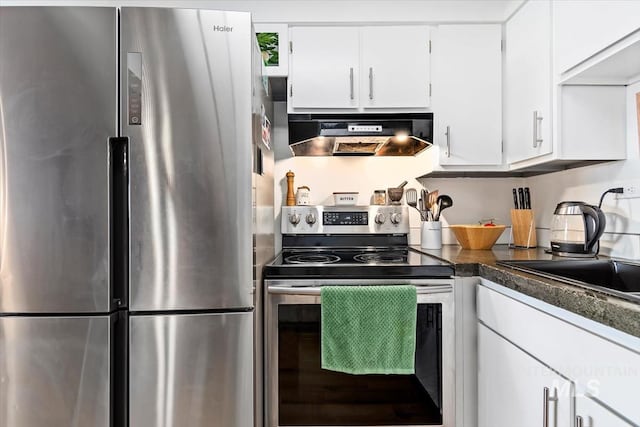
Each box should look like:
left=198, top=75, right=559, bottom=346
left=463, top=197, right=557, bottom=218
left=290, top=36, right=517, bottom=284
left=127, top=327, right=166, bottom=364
left=288, top=26, right=431, bottom=113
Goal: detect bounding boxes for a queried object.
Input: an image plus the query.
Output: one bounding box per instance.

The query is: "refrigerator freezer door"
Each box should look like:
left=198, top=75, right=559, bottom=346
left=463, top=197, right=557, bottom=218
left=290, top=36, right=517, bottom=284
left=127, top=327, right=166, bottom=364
left=121, top=8, right=254, bottom=311
left=129, top=312, right=253, bottom=427
left=0, top=7, right=117, bottom=313
left=0, top=314, right=115, bottom=427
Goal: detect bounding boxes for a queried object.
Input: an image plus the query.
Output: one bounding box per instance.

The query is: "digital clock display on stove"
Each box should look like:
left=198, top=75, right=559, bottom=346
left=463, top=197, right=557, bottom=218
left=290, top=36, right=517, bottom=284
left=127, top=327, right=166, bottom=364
left=323, top=211, right=369, bottom=226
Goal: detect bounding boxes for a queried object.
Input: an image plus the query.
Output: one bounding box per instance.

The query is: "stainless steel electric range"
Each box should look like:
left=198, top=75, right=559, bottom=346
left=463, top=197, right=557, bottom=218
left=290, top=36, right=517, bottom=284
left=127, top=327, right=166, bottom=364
left=264, top=205, right=456, bottom=427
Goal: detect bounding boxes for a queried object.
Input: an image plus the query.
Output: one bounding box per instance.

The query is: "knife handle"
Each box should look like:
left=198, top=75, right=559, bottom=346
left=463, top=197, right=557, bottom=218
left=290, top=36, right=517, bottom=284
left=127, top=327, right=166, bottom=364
left=524, top=187, right=531, bottom=209
left=512, top=188, right=519, bottom=209
left=518, top=188, right=525, bottom=210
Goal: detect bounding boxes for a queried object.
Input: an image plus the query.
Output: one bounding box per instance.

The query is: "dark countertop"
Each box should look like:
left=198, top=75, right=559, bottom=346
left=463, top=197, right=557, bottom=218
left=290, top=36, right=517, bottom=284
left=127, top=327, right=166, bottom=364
left=411, top=244, right=640, bottom=339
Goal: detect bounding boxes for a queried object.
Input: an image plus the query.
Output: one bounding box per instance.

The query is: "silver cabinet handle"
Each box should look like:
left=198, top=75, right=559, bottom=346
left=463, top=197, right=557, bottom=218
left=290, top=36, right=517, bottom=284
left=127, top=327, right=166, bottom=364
left=533, top=111, right=544, bottom=148
left=349, top=67, right=354, bottom=100
left=575, top=416, right=583, bottom=427
left=445, top=125, right=451, bottom=158
left=369, top=67, right=373, bottom=100
left=542, top=387, right=558, bottom=427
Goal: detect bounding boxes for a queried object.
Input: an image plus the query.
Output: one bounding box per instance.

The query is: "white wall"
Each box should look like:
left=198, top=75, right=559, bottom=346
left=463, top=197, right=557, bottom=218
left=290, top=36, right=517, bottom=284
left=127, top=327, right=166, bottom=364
left=2, top=0, right=523, bottom=22
left=527, top=82, right=640, bottom=260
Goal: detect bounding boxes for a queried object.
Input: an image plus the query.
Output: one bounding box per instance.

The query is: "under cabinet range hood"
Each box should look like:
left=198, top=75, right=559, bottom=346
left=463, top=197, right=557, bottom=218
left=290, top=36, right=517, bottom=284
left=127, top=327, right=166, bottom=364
left=288, top=113, right=433, bottom=156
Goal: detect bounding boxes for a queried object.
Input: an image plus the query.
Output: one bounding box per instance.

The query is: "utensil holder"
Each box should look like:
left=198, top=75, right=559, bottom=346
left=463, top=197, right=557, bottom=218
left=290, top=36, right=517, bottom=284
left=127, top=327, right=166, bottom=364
left=421, top=221, right=442, bottom=250
left=510, top=209, right=537, bottom=248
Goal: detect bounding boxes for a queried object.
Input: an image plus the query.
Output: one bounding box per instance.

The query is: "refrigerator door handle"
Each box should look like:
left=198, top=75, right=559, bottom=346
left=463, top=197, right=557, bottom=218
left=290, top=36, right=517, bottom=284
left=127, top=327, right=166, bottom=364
left=109, top=137, right=129, bottom=309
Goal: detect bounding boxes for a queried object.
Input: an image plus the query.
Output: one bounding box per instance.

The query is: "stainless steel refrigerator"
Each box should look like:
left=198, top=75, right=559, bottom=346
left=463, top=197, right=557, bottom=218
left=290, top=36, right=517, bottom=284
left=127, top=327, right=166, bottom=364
left=0, top=6, right=272, bottom=427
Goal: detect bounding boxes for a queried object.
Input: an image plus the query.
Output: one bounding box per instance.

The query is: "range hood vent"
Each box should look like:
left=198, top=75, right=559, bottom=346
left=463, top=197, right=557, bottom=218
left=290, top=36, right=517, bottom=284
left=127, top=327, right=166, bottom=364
left=288, top=113, right=433, bottom=156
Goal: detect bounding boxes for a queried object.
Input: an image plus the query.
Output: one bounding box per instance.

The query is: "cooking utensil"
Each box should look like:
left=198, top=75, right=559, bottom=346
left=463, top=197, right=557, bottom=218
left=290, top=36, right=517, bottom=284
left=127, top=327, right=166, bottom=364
left=421, top=189, right=428, bottom=211
left=397, top=180, right=408, bottom=189
left=428, top=190, right=439, bottom=208
left=434, top=195, right=453, bottom=221
left=427, top=190, right=439, bottom=219
left=419, top=198, right=429, bottom=221
left=405, top=189, right=424, bottom=220
left=524, top=187, right=531, bottom=209
left=518, top=188, right=525, bottom=209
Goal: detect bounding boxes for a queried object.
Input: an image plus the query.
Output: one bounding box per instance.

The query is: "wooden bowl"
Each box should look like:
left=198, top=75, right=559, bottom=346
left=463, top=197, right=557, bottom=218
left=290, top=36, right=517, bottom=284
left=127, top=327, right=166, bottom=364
left=450, top=224, right=506, bottom=250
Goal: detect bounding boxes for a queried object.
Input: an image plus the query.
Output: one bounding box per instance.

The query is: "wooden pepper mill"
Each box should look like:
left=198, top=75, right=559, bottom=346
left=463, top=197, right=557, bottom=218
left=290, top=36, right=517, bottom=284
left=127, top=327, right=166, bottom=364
left=286, top=170, right=296, bottom=206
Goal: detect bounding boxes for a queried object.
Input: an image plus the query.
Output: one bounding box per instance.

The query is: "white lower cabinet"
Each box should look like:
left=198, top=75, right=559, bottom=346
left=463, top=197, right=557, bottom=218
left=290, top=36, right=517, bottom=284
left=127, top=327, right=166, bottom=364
left=477, top=280, right=640, bottom=426
left=478, top=323, right=572, bottom=427
left=576, top=396, right=636, bottom=427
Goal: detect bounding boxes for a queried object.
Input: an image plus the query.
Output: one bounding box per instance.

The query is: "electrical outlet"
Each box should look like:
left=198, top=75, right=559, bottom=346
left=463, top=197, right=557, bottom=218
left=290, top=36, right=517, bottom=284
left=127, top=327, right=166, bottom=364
left=616, top=182, right=640, bottom=200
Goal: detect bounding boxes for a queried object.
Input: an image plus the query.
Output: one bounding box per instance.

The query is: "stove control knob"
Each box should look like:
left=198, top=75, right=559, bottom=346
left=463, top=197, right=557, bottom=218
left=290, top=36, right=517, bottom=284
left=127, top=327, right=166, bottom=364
left=390, top=213, right=402, bottom=224
left=375, top=213, right=387, bottom=224
left=306, top=213, right=316, bottom=225
left=289, top=213, right=301, bottom=225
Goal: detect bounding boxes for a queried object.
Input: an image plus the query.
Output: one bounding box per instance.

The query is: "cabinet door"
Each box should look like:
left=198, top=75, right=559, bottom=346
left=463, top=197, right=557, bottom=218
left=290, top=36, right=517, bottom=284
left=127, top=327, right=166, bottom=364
left=505, top=0, right=553, bottom=164
left=289, top=27, right=359, bottom=109
left=434, top=24, right=502, bottom=165
left=478, top=323, right=572, bottom=427
left=361, top=26, right=430, bottom=108
left=575, top=396, right=635, bottom=427
left=554, top=0, right=640, bottom=74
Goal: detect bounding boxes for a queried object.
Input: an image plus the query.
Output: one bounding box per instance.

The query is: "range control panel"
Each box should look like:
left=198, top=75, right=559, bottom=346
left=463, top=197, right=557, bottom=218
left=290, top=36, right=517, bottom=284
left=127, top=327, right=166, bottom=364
left=323, top=211, right=368, bottom=226
left=281, top=205, right=409, bottom=235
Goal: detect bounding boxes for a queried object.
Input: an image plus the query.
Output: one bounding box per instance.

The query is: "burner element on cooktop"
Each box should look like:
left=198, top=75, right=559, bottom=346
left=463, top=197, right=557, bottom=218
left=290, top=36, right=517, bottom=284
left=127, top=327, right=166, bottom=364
left=353, top=251, right=407, bottom=264
left=284, top=253, right=341, bottom=264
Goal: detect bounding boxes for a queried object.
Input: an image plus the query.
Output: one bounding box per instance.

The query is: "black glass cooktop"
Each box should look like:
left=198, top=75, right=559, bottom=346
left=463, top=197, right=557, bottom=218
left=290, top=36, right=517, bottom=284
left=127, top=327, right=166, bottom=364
left=265, top=247, right=454, bottom=279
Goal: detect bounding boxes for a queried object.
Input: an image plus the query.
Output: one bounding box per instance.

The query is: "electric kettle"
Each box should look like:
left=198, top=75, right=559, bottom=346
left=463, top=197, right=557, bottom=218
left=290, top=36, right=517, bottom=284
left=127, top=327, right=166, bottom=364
left=550, top=201, right=606, bottom=257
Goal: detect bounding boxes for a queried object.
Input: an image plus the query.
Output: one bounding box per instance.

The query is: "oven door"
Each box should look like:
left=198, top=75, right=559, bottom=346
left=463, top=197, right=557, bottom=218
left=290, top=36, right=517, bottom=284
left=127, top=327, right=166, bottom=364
left=265, top=279, right=455, bottom=427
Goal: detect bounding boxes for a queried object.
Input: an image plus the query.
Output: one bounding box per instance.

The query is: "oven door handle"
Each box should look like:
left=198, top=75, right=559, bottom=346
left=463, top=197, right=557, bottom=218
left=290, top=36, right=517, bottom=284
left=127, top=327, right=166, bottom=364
left=267, top=284, right=453, bottom=296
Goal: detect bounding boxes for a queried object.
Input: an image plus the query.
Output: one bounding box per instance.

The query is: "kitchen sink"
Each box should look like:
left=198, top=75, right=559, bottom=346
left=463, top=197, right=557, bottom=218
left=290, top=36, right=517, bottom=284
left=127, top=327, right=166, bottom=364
left=496, top=259, right=640, bottom=303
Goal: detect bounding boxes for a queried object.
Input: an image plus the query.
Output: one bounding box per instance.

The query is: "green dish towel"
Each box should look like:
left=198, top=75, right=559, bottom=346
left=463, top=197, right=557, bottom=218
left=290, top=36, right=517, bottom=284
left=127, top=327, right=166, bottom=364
left=321, top=285, right=417, bottom=375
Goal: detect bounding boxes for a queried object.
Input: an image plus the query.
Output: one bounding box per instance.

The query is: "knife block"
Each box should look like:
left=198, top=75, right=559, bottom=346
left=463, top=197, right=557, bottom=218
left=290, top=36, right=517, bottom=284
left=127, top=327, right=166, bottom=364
left=510, top=209, right=537, bottom=248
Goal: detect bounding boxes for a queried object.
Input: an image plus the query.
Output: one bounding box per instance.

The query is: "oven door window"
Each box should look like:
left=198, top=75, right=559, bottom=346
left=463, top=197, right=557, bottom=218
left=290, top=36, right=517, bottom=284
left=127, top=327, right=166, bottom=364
left=278, top=303, right=442, bottom=426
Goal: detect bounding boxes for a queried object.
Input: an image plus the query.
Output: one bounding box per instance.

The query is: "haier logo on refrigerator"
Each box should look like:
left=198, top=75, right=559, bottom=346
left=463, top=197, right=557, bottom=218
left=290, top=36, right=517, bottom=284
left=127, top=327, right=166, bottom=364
left=213, top=25, right=233, bottom=32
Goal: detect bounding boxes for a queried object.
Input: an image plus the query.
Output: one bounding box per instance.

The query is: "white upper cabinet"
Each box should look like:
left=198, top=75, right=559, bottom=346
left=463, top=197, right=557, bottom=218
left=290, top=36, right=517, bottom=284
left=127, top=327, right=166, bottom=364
left=360, top=26, right=430, bottom=109
left=554, top=0, right=640, bottom=76
left=504, top=0, right=552, bottom=164
left=434, top=24, right=502, bottom=166
left=288, top=25, right=431, bottom=113
left=288, top=27, right=360, bottom=110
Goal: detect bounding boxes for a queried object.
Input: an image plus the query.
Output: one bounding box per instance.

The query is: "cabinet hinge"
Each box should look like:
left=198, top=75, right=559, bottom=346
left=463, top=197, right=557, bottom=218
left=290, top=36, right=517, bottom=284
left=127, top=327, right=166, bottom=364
left=289, top=83, right=293, bottom=97
left=501, top=140, right=504, bottom=153
left=429, top=83, right=432, bottom=97
left=501, top=39, right=504, bottom=52
left=289, top=41, right=293, bottom=54
left=429, top=40, right=432, bottom=54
